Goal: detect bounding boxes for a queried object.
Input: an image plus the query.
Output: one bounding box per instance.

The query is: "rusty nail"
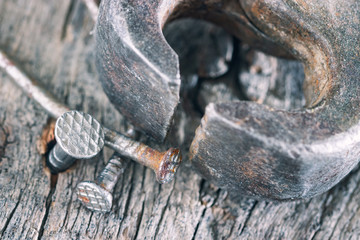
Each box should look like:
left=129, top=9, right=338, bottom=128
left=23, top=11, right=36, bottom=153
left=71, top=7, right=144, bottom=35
left=104, top=128, right=182, bottom=184
left=0, top=50, right=182, bottom=183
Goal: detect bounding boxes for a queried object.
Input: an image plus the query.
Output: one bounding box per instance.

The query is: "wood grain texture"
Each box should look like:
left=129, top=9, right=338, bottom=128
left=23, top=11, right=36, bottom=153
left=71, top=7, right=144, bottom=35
left=0, top=0, right=360, bottom=239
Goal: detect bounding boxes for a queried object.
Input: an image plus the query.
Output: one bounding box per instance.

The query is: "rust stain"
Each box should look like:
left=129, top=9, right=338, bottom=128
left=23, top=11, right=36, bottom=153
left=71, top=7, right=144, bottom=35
left=78, top=195, right=90, bottom=203
left=135, top=144, right=163, bottom=169
left=37, top=118, right=56, bottom=155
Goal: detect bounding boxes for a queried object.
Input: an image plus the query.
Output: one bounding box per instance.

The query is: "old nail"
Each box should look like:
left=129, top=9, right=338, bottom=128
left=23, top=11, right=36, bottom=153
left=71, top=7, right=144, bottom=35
left=76, top=153, right=127, bottom=212
left=104, top=128, right=182, bottom=184
left=1, top=50, right=182, bottom=183
left=47, top=111, right=105, bottom=173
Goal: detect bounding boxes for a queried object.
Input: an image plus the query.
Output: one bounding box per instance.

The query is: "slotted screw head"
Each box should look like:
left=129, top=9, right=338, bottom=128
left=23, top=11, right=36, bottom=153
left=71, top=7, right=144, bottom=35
left=76, top=181, right=113, bottom=213
left=55, top=111, right=105, bottom=159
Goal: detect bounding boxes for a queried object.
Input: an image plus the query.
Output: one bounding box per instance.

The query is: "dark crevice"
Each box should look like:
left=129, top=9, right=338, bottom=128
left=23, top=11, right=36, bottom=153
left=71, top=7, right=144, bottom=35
left=61, top=0, right=76, bottom=40
left=85, top=212, right=94, bottom=234
left=37, top=186, right=56, bottom=240
left=231, top=38, right=250, bottom=101
left=0, top=125, right=10, bottom=161
left=154, top=180, right=176, bottom=239
left=113, top=172, right=128, bottom=238
left=192, top=181, right=221, bottom=240
left=191, top=206, right=207, bottom=240
left=0, top=190, right=23, bottom=237
left=101, top=213, right=113, bottom=236
left=116, top=164, right=136, bottom=238
left=37, top=141, right=59, bottom=238
left=192, top=180, right=212, bottom=239
left=122, top=165, right=136, bottom=217
left=70, top=207, right=81, bottom=231
left=140, top=166, right=146, bottom=189
left=227, top=221, right=237, bottom=239
left=112, top=159, right=128, bottom=215
left=198, top=179, right=206, bottom=199
left=192, top=38, right=248, bottom=116
left=133, top=200, right=145, bottom=240
left=0, top=123, right=17, bottom=166
left=198, top=37, right=245, bottom=100
left=238, top=200, right=258, bottom=236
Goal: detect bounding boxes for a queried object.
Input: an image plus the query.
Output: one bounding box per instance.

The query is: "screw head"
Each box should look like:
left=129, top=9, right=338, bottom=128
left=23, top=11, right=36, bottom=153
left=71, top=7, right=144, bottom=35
left=55, top=111, right=105, bottom=159
left=76, top=181, right=113, bottom=213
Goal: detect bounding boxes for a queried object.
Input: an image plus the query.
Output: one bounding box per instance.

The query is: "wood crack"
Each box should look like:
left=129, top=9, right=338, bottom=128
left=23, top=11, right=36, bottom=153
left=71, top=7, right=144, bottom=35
left=134, top=200, right=145, bottom=240
left=1, top=1, right=360, bottom=238
left=116, top=164, right=136, bottom=239
left=85, top=212, right=94, bottom=234
left=191, top=206, right=206, bottom=240
left=0, top=190, right=23, bottom=237
left=153, top=179, right=176, bottom=239
left=61, top=0, right=76, bottom=41
left=238, top=200, right=258, bottom=236
left=37, top=185, right=56, bottom=240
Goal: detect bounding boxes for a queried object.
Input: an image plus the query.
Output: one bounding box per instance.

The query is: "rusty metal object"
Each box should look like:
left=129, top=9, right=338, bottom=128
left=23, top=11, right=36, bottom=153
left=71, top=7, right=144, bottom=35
left=0, top=50, right=182, bottom=183
left=37, top=118, right=56, bottom=155
left=96, top=0, right=291, bottom=141
left=190, top=0, right=360, bottom=200
left=104, top=129, right=182, bottom=184
left=96, top=0, right=359, bottom=200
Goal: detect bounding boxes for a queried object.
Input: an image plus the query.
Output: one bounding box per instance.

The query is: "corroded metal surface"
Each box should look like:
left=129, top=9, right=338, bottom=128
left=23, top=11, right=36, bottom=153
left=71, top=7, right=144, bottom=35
left=190, top=0, right=360, bottom=200
left=104, top=127, right=182, bottom=183
left=96, top=0, right=289, bottom=142
left=96, top=0, right=182, bottom=141
left=0, top=49, right=183, bottom=182
left=96, top=0, right=360, bottom=200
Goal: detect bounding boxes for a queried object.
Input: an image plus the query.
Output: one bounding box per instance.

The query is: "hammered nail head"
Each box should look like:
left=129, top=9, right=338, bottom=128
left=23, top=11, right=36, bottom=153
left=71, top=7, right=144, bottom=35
left=55, top=111, right=105, bottom=159
left=76, top=181, right=113, bottom=213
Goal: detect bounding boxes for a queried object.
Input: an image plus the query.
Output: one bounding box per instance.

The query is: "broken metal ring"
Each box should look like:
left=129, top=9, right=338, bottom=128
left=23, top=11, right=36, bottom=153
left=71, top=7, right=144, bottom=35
left=96, top=0, right=359, bottom=200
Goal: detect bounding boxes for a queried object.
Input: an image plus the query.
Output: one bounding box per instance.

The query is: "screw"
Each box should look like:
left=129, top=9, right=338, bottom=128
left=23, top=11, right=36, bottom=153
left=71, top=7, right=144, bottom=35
left=104, top=128, right=182, bottom=184
left=47, top=110, right=105, bottom=173
left=75, top=153, right=127, bottom=212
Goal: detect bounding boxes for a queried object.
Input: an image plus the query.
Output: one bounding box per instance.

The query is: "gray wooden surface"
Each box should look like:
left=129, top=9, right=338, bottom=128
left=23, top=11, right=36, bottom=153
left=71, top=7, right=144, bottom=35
left=1, top=0, right=360, bottom=239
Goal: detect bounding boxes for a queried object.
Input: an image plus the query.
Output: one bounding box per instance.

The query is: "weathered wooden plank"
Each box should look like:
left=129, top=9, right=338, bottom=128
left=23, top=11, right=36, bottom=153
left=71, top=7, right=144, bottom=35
left=0, top=0, right=360, bottom=239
